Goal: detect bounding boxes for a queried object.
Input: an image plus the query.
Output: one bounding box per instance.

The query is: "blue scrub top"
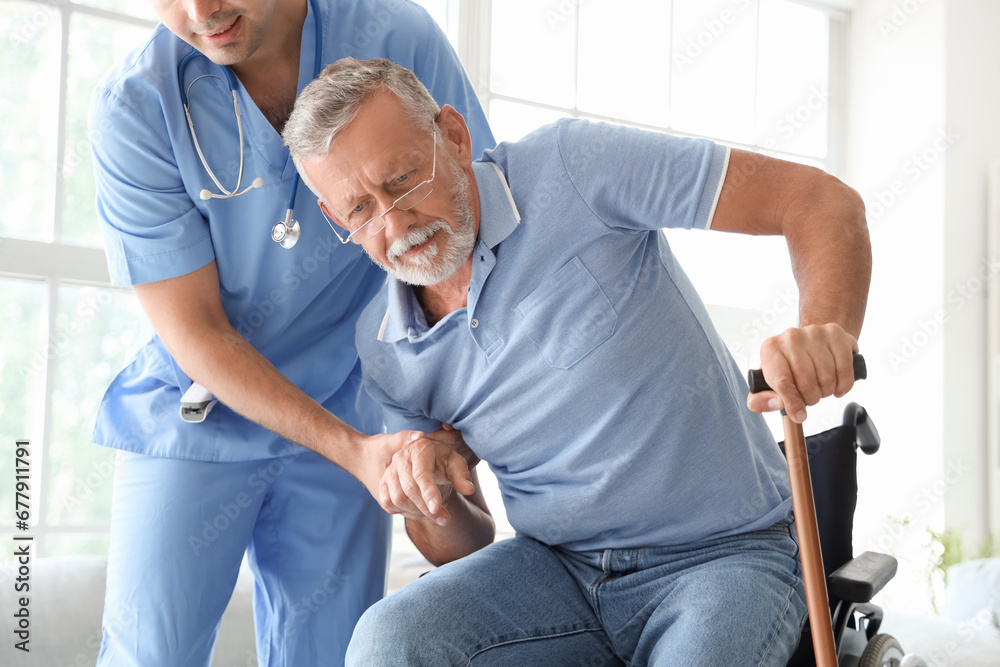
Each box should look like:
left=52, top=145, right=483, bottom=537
left=90, top=0, right=494, bottom=461
left=356, top=120, right=792, bottom=550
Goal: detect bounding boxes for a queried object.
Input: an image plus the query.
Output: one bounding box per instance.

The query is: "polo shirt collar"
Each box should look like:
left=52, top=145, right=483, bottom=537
left=473, top=159, right=521, bottom=247
left=377, top=159, right=521, bottom=343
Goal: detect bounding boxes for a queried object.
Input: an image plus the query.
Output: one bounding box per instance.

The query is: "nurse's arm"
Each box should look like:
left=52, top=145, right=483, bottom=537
left=709, top=149, right=870, bottom=422
left=131, top=260, right=420, bottom=494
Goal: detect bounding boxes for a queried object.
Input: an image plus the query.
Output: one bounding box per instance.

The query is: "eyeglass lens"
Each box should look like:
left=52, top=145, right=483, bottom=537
left=347, top=181, right=434, bottom=244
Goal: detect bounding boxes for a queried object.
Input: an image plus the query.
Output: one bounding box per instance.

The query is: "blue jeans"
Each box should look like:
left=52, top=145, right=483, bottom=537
left=347, top=519, right=806, bottom=666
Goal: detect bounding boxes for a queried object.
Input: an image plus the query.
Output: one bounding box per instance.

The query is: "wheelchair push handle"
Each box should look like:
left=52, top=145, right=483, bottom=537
left=747, top=352, right=866, bottom=394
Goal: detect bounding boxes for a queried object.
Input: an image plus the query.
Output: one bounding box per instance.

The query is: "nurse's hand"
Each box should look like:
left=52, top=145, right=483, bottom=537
left=378, top=428, right=478, bottom=525
left=355, top=429, right=424, bottom=499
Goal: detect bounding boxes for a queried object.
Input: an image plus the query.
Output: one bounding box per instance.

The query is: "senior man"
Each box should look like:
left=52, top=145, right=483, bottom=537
left=283, top=58, right=870, bottom=665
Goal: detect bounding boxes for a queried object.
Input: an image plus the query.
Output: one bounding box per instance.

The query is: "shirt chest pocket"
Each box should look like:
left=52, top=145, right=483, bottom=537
left=514, top=256, right=618, bottom=369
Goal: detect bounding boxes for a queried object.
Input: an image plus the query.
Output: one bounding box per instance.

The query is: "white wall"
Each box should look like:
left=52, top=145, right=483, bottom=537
left=847, top=0, right=998, bottom=609
left=847, top=0, right=947, bottom=610
left=942, top=0, right=1000, bottom=546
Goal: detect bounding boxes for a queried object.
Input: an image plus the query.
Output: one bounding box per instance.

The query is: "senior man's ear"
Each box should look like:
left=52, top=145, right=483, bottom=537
left=318, top=199, right=347, bottom=229
left=436, top=104, right=472, bottom=164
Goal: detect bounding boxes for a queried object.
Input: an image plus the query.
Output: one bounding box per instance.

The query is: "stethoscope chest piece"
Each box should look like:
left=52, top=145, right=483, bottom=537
left=272, top=217, right=301, bottom=249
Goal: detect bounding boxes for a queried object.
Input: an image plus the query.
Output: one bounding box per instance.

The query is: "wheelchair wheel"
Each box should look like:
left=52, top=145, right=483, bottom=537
left=858, top=633, right=905, bottom=667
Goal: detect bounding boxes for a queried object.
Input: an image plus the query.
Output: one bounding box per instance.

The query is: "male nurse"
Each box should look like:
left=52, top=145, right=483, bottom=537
left=89, top=2, right=492, bottom=665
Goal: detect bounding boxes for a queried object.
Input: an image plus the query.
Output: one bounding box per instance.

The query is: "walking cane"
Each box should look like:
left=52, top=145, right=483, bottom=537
left=748, top=353, right=867, bottom=667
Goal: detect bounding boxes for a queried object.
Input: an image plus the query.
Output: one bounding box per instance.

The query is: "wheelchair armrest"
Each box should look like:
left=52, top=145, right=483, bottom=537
left=827, top=551, right=897, bottom=603
left=843, top=402, right=881, bottom=454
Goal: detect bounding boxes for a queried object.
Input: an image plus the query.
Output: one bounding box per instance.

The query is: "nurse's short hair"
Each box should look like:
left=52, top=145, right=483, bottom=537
left=283, top=57, right=441, bottom=200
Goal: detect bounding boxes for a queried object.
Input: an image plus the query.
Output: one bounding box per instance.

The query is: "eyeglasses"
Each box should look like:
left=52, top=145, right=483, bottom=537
left=321, top=130, right=437, bottom=245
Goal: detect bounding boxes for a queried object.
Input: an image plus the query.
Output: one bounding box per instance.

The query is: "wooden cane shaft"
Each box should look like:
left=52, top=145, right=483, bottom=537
left=783, top=414, right=837, bottom=667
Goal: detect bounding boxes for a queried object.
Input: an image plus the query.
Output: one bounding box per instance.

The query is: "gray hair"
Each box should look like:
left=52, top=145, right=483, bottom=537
left=283, top=57, right=441, bottom=200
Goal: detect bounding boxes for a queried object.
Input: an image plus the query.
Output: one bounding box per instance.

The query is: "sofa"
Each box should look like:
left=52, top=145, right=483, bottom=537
left=0, top=555, right=256, bottom=666
left=0, top=550, right=432, bottom=667
left=881, top=558, right=1000, bottom=666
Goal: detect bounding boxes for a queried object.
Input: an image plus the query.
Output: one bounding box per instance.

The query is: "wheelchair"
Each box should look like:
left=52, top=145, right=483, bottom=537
left=783, top=402, right=925, bottom=667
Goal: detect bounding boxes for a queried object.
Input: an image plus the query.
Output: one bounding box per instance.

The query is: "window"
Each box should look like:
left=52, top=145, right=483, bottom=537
left=0, top=0, right=154, bottom=557
left=483, top=0, right=841, bottom=166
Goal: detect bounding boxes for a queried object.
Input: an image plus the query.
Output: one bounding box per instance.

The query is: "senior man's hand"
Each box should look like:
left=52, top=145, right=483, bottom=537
left=746, top=323, right=859, bottom=423
left=378, top=426, right=479, bottom=525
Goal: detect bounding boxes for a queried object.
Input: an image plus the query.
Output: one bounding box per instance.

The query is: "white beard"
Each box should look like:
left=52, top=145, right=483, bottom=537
left=374, top=157, right=476, bottom=287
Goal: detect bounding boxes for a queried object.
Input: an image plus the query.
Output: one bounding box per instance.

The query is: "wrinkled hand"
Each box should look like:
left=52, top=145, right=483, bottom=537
left=356, top=429, right=426, bottom=500
left=746, top=323, right=858, bottom=423
left=378, top=427, right=477, bottom=525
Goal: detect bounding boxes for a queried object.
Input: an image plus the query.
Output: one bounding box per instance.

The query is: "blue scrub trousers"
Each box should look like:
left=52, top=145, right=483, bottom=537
left=347, top=518, right=806, bottom=665
left=97, top=448, right=391, bottom=667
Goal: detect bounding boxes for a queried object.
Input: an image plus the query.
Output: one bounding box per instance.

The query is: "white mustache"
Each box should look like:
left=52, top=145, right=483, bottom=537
left=386, top=220, right=450, bottom=264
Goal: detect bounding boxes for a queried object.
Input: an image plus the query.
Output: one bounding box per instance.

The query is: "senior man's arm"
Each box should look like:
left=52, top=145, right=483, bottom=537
left=711, top=149, right=871, bottom=422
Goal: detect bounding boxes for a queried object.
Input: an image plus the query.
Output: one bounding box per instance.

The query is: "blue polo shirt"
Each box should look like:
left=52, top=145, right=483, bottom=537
left=356, top=119, right=793, bottom=550
left=90, top=0, right=494, bottom=461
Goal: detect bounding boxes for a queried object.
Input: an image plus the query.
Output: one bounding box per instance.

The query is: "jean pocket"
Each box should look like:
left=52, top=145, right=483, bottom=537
left=514, top=256, right=617, bottom=370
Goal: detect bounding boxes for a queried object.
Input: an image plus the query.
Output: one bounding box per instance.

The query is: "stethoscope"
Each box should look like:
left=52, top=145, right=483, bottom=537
left=177, top=0, right=322, bottom=249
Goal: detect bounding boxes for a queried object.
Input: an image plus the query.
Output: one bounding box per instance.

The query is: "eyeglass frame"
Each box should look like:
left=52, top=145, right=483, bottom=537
left=320, top=127, right=438, bottom=245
